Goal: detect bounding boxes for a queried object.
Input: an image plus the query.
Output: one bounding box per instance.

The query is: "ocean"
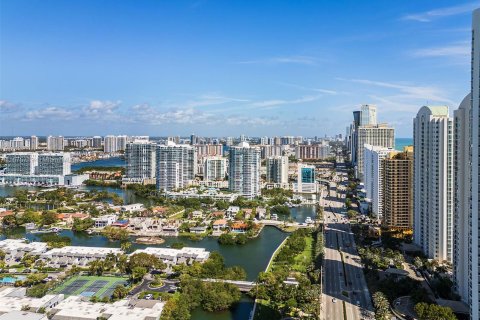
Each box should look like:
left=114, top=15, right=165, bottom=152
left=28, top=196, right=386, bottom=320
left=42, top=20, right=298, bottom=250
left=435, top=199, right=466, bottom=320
left=395, top=138, right=413, bottom=151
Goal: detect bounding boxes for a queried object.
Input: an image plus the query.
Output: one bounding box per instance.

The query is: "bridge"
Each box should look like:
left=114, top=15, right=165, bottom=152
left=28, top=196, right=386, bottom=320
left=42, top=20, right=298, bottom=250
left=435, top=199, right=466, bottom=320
left=202, top=278, right=256, bottom=292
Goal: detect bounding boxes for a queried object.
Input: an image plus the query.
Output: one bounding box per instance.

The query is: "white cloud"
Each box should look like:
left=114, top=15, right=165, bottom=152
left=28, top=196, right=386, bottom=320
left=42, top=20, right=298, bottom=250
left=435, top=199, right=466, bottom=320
left=0, top=100, right=19, bottom=113
left=342, top=78, right=456, bottom=105
left=402, top=2, right=480, bottom=22
left=237, top=56, right=317, bottom=65
left=250, top=95, right=321, bottom=108
left=24, top=107, right=75, bottom=120
left=82, top=100, right=122, bottom=120
left=410, top=43, right=470, bottom=60
left=131, top=104, right=218, bottom=125
left=278, top=82, right=344, bottom=95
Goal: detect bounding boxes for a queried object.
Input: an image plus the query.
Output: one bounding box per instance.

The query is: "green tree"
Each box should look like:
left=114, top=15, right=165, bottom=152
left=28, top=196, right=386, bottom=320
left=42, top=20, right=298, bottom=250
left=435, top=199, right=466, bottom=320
left=414, top=303, right=456, bottom=320
left=72, top=217, right=94, bottom=232
left=413, top=256, right=423, bottom=269
left=102, top=226, right=130, bottom=241
left=235, top=233, right=248, bottom=245
left=2, top=214, right=17, bottom=227
left=218, top=233, right=235, bottom=245
left=131, top=266, right=147, bottom=282
left=347, top=210, right=357, bottom=219
left=120, top=241, right=132, bottom=253
left=161, top=297, right=191, bottom=320
left=26, top=283, right=49, bottom=298
left=41, top=211, right=58, bottom=225
left=112, top=285, right=129, bottom=300
left=128, top=252, right=166, bottom=272
left=372, top=292, right=390, bottom=320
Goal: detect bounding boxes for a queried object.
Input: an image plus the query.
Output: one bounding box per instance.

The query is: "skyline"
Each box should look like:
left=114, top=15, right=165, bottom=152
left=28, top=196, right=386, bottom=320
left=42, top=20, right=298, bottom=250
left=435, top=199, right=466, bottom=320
left=1, top=0, right=478, bottom=137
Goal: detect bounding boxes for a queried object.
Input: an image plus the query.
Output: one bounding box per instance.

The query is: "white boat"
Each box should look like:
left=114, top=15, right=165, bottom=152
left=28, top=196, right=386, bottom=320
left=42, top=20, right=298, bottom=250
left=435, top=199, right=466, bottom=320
left=29, top=227, right=60, bottom=234
left=25, top=223, right=37, bottom=230
left=305, top=217, right=313, bottom=224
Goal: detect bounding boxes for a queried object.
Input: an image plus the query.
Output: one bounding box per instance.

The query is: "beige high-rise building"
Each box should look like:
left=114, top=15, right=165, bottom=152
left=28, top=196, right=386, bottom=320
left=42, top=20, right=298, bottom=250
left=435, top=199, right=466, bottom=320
left=382, top=146, right=413, bottom=231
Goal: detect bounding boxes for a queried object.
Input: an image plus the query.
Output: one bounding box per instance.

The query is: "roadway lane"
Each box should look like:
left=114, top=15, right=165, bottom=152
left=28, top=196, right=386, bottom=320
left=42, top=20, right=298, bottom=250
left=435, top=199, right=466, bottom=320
left=321, top=164, right=374, bottom=320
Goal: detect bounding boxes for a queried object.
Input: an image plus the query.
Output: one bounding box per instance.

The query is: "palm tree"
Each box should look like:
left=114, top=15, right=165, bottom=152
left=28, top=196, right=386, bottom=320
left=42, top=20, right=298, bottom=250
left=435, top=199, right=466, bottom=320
left=120, top=241, right=132, bottom=253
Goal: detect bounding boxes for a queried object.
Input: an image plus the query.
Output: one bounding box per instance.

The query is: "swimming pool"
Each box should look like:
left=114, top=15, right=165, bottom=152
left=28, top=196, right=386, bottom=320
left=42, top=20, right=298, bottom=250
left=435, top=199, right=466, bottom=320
left=0, top=275, right=26, bottom=284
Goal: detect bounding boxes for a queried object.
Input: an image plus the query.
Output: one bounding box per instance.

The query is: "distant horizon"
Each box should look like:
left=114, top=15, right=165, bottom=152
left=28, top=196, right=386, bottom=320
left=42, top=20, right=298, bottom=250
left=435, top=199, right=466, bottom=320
left=0, top=135, right=414, bottom=139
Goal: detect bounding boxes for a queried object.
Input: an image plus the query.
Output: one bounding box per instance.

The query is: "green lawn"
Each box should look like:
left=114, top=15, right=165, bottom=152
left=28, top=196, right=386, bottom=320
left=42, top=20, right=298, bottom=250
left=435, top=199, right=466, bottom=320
left=53, top=275, right=128, bottom=298
left=292, top=235, right=313, bottom=272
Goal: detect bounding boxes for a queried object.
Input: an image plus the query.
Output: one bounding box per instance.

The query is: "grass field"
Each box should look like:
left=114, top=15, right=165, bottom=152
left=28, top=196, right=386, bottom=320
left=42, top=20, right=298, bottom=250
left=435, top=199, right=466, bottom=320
left=53, top=275, right=128, bottom=298
left=292, top=235, right=313, bottom=272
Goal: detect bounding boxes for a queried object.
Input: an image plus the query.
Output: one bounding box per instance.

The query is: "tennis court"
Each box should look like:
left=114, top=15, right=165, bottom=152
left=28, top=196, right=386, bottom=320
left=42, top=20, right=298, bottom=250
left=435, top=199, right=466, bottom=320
left=99, top=280, right=128, bottom=298
left=54, top=276, right=129, bottom=298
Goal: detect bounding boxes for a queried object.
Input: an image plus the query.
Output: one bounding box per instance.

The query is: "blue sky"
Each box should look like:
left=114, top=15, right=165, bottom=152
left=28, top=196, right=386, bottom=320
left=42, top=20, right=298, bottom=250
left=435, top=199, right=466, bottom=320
left=0, top=0, right=477, bottom=137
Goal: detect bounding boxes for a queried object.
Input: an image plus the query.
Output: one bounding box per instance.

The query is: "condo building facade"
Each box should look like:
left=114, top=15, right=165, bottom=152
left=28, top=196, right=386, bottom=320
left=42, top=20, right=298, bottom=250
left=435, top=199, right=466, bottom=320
left=413, top=106, right=453, bottom=263
left=124, top=141, right=156, bottom=184
left=228, top=142, right=261, bottom=199
left=266, top=155, right=289, bottom=185
left=356, top=124, right=395, bottom=179
left=203, top=156, right=227, bottom=181
left=363, top=144, right=393, bottom=218
left=46, top=136, right=65, bottom=151
left=381, top=146, right=413, bottom=230
left=453, top=9, right=480, bottom=319
left=156, top=141, right=196, bottom=192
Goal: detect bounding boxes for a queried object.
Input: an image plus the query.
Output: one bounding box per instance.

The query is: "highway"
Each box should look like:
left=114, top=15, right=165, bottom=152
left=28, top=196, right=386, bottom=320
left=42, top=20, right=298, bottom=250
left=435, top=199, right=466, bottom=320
left=321, top=163, right=374, bottom=320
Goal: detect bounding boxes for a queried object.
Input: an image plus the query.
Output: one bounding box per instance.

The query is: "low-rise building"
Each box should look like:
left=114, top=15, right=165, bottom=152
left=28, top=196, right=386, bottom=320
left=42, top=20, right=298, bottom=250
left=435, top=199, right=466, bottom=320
left=132, top=247, right=210, bottom=266
left=93, top=214, right=117, bottom=228
left=231, top=222, right=248, bottom=233
left=212, top=219, right=227, bottom=231
left=190, top=226, right=207, bottom=234
left=256, top=207, right=267, bottom=220
left=120, top=203, right=145, bottom=213
left=0, top=311, right=48, bottom=320
left=51, top=296, right=164, bottom=320
left=191, top=210, right=204, bottom=219
left=0, top=287, right=63, bottom=314
left=226, top=206, right=240, bottom=219
left=40, top=246, right=122, bottom=267
left=0, top=239, right=48, bottom=265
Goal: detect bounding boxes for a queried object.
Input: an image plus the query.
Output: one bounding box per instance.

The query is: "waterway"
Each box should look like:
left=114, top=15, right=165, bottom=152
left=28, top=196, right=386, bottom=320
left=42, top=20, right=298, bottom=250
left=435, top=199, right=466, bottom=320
left=0, top=224, right=291, bottom=319
left=71, top=157, right=125, bottom=171
left=0, top=156, right=315, bottom=319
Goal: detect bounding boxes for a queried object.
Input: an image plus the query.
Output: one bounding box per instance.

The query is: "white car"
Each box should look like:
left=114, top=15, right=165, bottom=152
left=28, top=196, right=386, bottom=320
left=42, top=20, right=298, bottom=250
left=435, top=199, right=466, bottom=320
left=332, top=298, right=337, bottom=303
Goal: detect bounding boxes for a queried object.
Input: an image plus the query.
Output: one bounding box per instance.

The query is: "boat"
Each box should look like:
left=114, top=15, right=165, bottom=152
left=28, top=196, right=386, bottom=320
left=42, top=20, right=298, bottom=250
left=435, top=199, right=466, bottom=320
left=25, top=223, right=37, bottom=230
left=29, top=227, right=60, bottom=234
left=305, top=217, right=313, bottom=224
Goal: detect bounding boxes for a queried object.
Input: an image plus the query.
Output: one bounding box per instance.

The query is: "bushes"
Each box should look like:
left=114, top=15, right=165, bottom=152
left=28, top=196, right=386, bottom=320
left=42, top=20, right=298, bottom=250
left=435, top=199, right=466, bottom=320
left=274, top=229, right=311, bottom=265
left=313, top=231, right=324, bottom=268
left=218, top=233, right=248, bottom=245
left=358, top=247, right=404, bottom=270
left=372, top=292, right=390, bottom=320
left=270, top=205, right=290, bottom=215
left=160, top=275, right=242, bottom=319
left=414, top=303, right=456, bottom=320
left=102, top=226, right=130, bottom=241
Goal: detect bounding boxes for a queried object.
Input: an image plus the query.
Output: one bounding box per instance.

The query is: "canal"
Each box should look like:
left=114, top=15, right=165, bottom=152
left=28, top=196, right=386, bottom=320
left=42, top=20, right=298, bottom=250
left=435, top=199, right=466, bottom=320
left=0, top=157, right=318, bottom=319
